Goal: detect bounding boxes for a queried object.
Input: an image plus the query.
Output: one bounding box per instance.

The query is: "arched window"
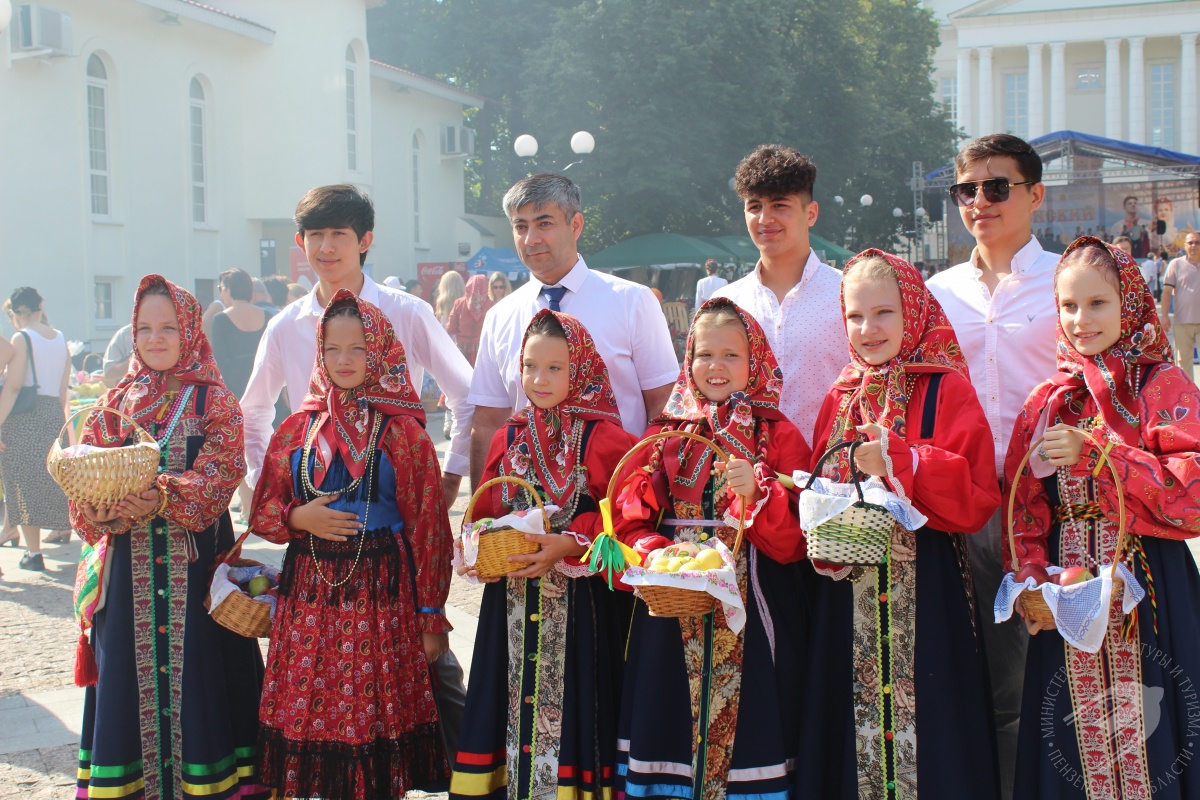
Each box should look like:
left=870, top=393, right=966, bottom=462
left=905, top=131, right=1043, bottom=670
left=412, top=134, right=421, bottom=242
left=86, top=54, right=111, bottom=216
left=189, top=77, right=207, bottom=223
left=346, top=45, right=358, bottom=171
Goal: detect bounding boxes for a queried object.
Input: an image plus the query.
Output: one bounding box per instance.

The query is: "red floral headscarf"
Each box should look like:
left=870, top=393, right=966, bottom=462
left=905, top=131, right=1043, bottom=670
left=824, top=250, right=968, bottom=469
left=299, top=289, right=425, bottom=483
left=1042, top=235, right=1172, bottom=445
left=460, top=274, right=493, bottom=325
left=89, top=275, right=226, bottom=445
left=656, top=297, right=786, bottom=504
left=500, top=310, right=621, bottom=505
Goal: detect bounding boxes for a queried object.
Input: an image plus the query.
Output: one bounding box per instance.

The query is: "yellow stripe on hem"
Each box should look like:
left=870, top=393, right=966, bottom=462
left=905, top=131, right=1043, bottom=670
left=181, top=772, right=239, bottom=796
left=450, top=765, right=508, bottom=796
left=85, top=778, right=146, bottom=798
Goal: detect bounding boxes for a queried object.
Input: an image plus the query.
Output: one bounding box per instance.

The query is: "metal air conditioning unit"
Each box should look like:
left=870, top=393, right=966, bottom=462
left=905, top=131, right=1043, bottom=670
left=441, top=125, right=476, bottom=158
left=12, top=3, right=72, bottom=57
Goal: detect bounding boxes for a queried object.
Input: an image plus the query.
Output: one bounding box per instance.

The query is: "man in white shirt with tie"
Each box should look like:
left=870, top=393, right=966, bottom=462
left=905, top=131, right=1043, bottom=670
left=694, top=259, right=728, bottom=309
left=468, top=173, right=679, bottom=487
left=713, top=144, right=846, bottom=445
left=926, top=134, right=1059, bottom=800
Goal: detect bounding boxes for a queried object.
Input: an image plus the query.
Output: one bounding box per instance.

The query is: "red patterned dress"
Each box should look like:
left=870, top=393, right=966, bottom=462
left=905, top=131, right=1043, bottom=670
left=1007, top=237, right=1200, bottom=800
left=251, top=290, right=452, bottom=800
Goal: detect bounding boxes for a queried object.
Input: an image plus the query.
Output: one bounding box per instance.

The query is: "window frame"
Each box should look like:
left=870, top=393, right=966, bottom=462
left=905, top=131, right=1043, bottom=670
left=86, top=54, right=112, bottom=219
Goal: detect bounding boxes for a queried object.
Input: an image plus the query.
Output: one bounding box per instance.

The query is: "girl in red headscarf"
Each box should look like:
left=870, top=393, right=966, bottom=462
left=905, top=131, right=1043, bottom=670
left=1006, top=237, right=1200, bottom=799
left=794, top=250, right=1001, bottom=800
left=69, top=275, right=271, bottom=800
left=445, top=273, right=494, bottom=366
left=250, top=290, right=452, bottom=800
left=449, top=310, right=636, bottom=800
left=613, top=297, right=812, bottom=800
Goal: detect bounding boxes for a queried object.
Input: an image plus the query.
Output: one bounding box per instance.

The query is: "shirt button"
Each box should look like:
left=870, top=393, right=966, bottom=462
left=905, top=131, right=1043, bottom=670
left=879, top=594, right=888, bottom=603
left=160, top=666, right=168, bottom=674
left=699, top=533, right=709, bottom=541
left=885, top=731, right=894, bottom=741
left=522, top=745, right=531, bottom=754
left=529, top=613, right=539, bottom=622
left=882, top=684, right=891, bottom=694
left=157, top=626, right=166, bottom=634
left=524, top=696, right=533, bottom=704
left=155, top=557, right=163, bottom=565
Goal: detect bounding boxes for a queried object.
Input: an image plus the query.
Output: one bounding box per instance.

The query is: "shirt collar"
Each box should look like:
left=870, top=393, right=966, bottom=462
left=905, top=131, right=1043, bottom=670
left=302, top=273, right=380, bottom=317
left=970, top=236, right=1048, bottom=278
left=751, top=248, right=823, bottom=296
left=534, top=255, right=589, bottom=295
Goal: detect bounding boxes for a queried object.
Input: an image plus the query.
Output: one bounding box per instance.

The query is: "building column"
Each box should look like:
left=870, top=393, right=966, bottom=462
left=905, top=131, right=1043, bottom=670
left=1050, top=41, right=1067, bottom=132
left=956, top=48, right=973, bottom=138
left=1128, top=37, right=1145, bottom=144
left=1105, top=38, right=1123, bottom=139
left=978, top=46, right=994, bottom=134
left=1183, top=33, right=1198, bottom=154
left=1028, top=43, right=1045, bottom=138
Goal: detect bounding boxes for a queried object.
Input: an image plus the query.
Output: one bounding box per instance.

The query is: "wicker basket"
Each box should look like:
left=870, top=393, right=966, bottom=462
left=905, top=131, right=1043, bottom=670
left=803, top=440, right=895, bottom=566
left=464, top=476, right=547, bottom=579
left=606, top=430, right=746, bottom=619
left=47, top=407, right=161, bottom=508
left=205, top=527, right=274, bottom=638
left=1007, top=430, right=1128, bottom=629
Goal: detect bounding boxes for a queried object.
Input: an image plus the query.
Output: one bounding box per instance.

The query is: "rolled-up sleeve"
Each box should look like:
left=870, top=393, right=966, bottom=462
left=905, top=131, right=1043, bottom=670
left=467, top=310, right=515, bottom=410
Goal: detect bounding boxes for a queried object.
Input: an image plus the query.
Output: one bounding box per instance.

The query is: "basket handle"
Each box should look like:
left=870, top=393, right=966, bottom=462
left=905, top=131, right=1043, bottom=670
left=81, top=353, right=103, bottom=373
left=464, top=475, right=550, bottom=533
left=604, top=429, right=746, bottom=557
left=804, top=439, right=870, bottom=502
left=1006, top=429, right=1127, bottom=571
left=58, top=404, right=156, bottom=448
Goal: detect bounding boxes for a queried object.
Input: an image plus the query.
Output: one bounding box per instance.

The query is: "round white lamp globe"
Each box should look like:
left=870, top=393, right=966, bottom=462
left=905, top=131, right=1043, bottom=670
left=513, top=134, right=539, bottom=158
left=570, top=131, right=595, bottom=155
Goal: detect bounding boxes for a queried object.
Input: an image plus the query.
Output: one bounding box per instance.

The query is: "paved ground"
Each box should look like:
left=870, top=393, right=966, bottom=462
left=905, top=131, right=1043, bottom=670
left=0, top=411, right=481, bottom=798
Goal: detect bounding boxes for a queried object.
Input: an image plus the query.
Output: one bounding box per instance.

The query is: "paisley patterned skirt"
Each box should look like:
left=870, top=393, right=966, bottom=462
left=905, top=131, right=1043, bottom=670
left=0, top=394, right=69, bottom=529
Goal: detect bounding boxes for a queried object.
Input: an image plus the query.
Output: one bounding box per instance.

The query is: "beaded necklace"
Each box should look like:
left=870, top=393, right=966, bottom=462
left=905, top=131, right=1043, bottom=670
left=301, top=412, right=382, bottom=586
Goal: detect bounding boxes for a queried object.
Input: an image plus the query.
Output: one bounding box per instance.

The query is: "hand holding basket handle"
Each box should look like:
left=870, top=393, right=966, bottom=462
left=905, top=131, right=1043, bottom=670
left=1007, top=429, right=1127, bottom=632
left=47, top=405, right=160, bottom=509
left=462, top=475, right=550, bottom=580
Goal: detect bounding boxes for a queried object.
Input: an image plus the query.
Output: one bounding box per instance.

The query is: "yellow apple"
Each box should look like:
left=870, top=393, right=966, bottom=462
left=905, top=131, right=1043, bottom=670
left=695, top=549, right=725, bottom=570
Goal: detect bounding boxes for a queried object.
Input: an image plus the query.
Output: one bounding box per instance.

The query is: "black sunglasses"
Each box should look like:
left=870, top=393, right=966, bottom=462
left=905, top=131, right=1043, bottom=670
left=947, top=178, right=1036, bottom=207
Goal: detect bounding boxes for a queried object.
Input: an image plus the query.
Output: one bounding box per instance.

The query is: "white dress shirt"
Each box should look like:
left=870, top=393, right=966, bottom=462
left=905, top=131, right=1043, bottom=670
left=469, top=256, right=679, bottom=435
left=241, top=275, right=474, bottom=485
left=694, top=274, right=729, bottom=309
left=926, top=236, right=1059, bottom=474
left=713, top=250, right=847, bottom=444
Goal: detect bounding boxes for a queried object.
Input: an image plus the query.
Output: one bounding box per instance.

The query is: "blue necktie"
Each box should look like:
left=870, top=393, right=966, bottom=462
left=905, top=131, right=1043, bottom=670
left=539, top=285, right=568, bottom=311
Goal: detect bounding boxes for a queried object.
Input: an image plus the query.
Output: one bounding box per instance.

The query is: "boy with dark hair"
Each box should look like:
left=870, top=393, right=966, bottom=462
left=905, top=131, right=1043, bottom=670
left=241, top=184, right=473, bottom=757
left=927, top=133, right=1059, bottom=799
left=714, top=144, right=845, bottom=443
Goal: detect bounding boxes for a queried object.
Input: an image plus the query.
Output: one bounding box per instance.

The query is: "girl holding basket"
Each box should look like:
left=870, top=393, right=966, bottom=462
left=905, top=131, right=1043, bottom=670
left=793, top=251, right=1001, bottom=799
left=250, top=291, right=452, bottom=799
left=1006, top=237, right=1200, bottom=798
left=613, top=297, right=811, bottom=800
left=449, top=310, right=636, bottom=800
left=69, top=275, right=270, bottom=800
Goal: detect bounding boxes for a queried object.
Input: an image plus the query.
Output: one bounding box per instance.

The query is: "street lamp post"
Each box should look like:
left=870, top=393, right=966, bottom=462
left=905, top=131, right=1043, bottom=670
left=513, top=130, right=595, bottom=172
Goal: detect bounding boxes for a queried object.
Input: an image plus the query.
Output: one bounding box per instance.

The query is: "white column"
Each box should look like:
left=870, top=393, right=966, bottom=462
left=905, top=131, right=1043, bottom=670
left=1050, top=41, right=1067, bottom=132
left=1128, top=37, right=1145, bottom=144
left=1105, top=38, right=1123, bottom=139
left=1183, top=33, right=1198, bottom=153
left=978, top=46, right=994, bottom=134
left=1028, top=43, right=1045, bottom=138
left=956, top=48, right=973, bottom=138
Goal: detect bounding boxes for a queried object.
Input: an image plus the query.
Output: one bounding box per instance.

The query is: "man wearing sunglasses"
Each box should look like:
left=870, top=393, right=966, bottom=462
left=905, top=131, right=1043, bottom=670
left=927, top=133, right=1059, bottom=800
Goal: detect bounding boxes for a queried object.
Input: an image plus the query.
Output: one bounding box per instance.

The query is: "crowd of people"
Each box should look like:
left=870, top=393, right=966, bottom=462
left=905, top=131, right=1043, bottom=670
left=1, top=131, right=1199, bottom=800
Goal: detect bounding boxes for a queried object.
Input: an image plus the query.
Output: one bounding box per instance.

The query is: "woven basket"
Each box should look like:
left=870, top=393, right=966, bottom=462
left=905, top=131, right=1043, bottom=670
left=606, top=430, right=745, bottom=619
left=47, top=406, right=160, bottom=508
left=1007, top=430, right=1128, bottom=629
left=803, top=441, right=895, bottom=566
left=205, top=528, right=274, bottom=638
left=464, top=476, right=547, bottom=579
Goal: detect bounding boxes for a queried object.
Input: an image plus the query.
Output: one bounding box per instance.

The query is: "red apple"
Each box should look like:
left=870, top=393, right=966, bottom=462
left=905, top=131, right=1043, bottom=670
left=1058, top=566, right=1093, bottom=586
left=1014, top=563, right=1050, bottom=586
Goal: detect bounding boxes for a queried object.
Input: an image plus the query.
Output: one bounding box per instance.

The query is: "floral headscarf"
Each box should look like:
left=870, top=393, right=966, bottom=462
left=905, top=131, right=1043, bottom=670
left=88, top=275, right=226, bottom=445
left=500, top=310, right=621, bottom=505
left=1042, top=235, right=1172, bottom=445
left=656, top=297, right=785, bottom=504
left=824, top=250, right=968, bottom=471
left=460, top=274, right=493, bottom=325
left=299, top=289, right=425, bottom=483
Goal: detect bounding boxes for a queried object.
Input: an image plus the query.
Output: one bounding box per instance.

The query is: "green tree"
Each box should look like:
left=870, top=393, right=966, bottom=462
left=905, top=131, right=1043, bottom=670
left=368, top=0, right=954, bottom=256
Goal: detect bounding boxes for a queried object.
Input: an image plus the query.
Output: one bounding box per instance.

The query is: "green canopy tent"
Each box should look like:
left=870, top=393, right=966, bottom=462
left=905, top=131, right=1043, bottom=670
left=586, top=233, right=733, bottom=270
left=809, top=234, right=853, bottom=267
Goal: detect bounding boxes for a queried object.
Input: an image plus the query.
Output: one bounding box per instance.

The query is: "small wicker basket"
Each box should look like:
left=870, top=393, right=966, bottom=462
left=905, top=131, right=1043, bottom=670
left=803, top=440, right=895, bottom=566
left=1007, top=430, right=1128, bottom=629
left=47, top=406, right=161, bottom=508
left=464, top=476, right=547, bottom=579
left=606, top=430, right=745, bottom=619
left=205, top=527, right=274, bottom=638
